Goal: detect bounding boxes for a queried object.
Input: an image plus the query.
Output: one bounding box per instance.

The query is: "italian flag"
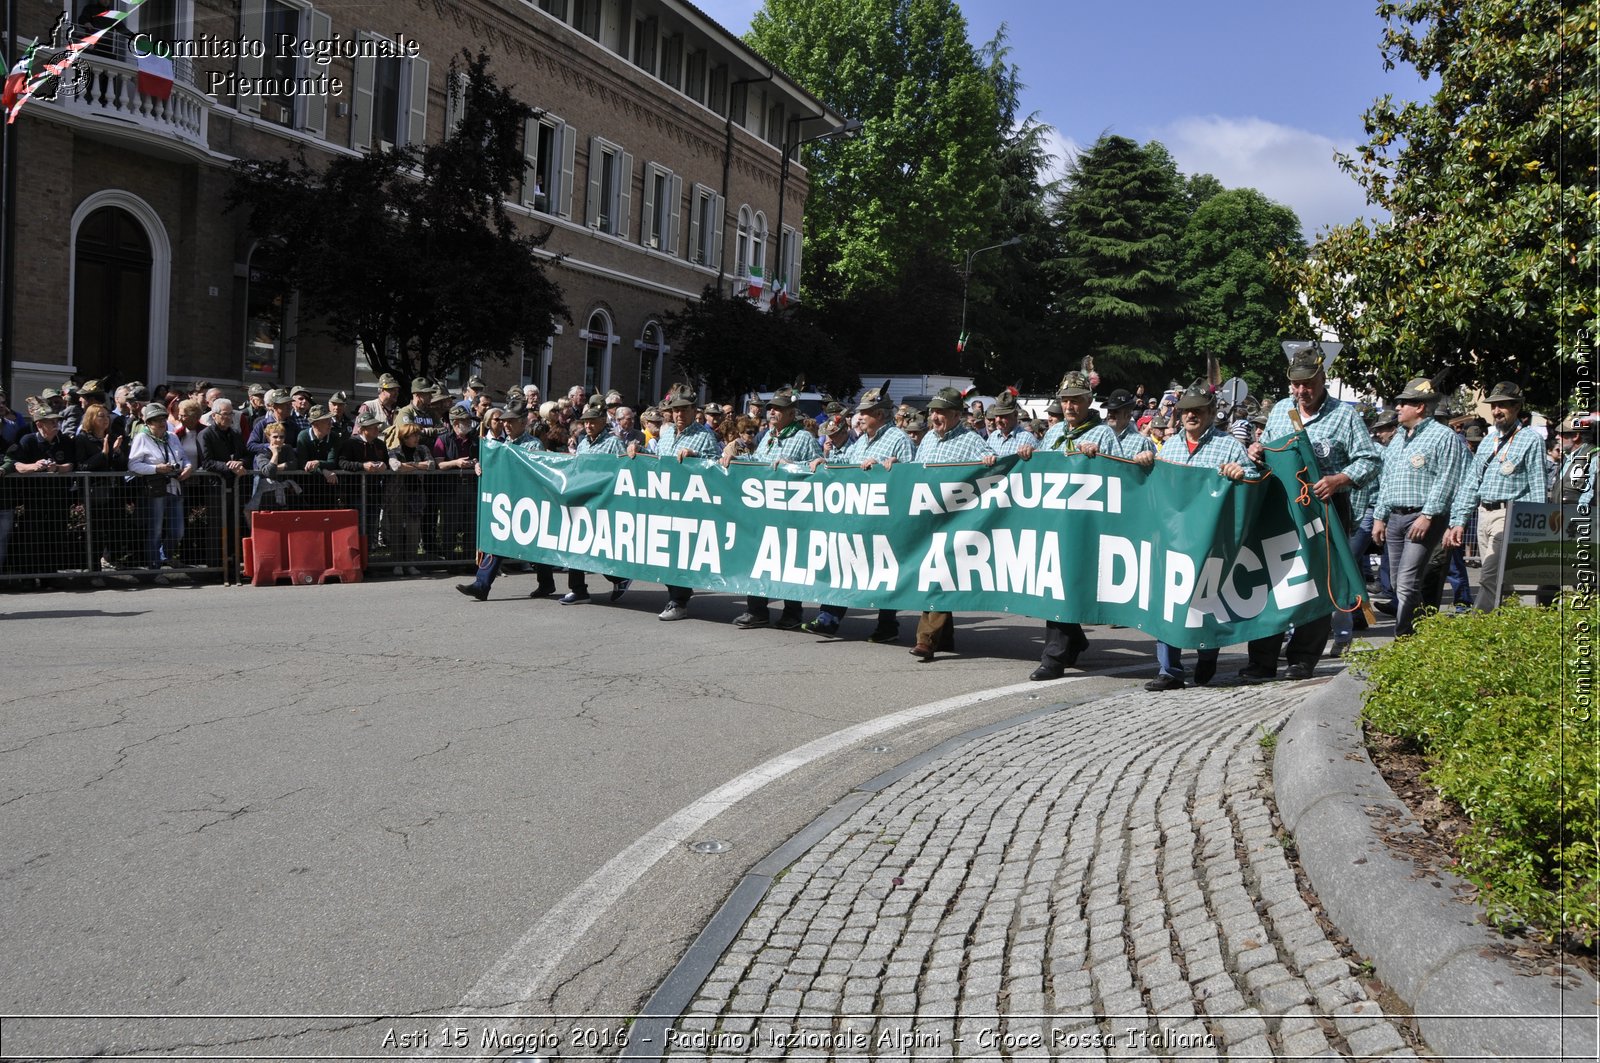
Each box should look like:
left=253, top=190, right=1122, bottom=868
left=2, top=43, right=41, bottom=113
left=774, top=278, right=790, bottom=309
left=137, top=50, right=174, bottom=100
left=745, top=266, right=764, bottom=299
left=956, top=330, right=969, bottom=353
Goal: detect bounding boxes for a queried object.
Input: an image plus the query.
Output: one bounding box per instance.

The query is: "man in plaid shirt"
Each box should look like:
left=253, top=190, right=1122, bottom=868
left=1245, top=348, right=1381, bottom=670
left=911, top=387, right=996, bottom=660
left=627, top=384, right=723, bottom=620
left=802, top=383, right=914, bottom=642
left=1372, top=378, right=1467, bottom=636
left=1147, top=382, right=1261, bottom=690
left=723, top=385, right=821, bottom=630
left=1444, top=381, right=1546, bottom=611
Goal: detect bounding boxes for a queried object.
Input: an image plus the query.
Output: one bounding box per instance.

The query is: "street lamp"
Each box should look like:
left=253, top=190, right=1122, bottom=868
left=959, top=236, right=1024, bottom=353
left=772, top=115, right=862, bottom=300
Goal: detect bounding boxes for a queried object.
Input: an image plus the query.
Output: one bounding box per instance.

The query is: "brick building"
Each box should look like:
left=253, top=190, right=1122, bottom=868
left=4, top=0, right=842, bottom=405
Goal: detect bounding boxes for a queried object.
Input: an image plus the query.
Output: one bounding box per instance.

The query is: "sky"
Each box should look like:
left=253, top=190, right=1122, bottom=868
left=695, top=0, right=1433, bottom=240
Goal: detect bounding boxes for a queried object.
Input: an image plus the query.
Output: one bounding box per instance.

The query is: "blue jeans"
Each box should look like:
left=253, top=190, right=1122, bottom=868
left=471, top=553, right=503, bottom=590
left=140, top=490, right=185, bottom=567
left=1155, top=641, right=1218, bottom=679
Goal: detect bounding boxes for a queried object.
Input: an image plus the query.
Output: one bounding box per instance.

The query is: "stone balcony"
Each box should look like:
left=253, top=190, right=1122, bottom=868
left=35, top=37, right=211, bottom=157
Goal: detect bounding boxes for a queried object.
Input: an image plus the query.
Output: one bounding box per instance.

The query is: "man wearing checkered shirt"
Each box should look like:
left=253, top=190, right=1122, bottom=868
left=910, top=387, right=996, bottom=660
left=802, top=384, right=915, bottom=642
left=1245, top=348, right=1381, bottom=669
left=1372, top=378, right=1467, bottom=637
left=723, top=385, right=821, bottom=630
left=1444, top=381, right=1546, bottom=611
left=627, top=384, right=722, bottom=620
left=1146, top=382, right=1263, bottom=690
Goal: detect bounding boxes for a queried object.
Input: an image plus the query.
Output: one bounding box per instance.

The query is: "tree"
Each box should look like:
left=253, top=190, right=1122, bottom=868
left=663, top=287, right=856, bottom=403
left=1291, top=0, right=1596, bottom=407
left=746, top=0, right=1002, bottom=303
left=1051, top=134, right=1187, bottom=385
left=960, top=27, right=1065, bottom=393
left=1174, top=188, right=1307, bottom=394
left=227, top=52, right=568, bottom=384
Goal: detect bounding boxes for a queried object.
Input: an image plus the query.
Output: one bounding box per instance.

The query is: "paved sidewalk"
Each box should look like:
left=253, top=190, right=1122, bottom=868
left=660, top=682, right=1420, bottom=1060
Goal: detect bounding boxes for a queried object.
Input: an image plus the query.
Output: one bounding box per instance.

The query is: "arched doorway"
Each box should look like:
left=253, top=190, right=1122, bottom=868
left=72, top=206, right=152, bottom=383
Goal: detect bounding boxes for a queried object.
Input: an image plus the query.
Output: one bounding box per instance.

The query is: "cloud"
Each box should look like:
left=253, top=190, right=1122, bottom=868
left=1033, top=125, right=1082, bottom=187
left=1153, top=115, right=1379, bottom=240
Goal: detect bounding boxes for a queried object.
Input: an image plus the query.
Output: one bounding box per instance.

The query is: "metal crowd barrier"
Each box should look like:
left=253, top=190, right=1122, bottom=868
left=0, top=468, right=483, bottom=587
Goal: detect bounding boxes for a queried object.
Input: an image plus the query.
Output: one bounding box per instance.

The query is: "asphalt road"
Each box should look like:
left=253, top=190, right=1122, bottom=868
left=0, top=573, right=1164, bottom=1058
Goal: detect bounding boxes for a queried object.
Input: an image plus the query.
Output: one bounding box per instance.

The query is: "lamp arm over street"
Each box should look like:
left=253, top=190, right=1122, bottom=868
left=959, top=235, right=1025, bottom=354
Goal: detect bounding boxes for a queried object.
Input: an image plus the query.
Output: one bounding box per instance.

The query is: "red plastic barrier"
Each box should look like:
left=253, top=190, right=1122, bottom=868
left=243, top=510, right=366, bottom=586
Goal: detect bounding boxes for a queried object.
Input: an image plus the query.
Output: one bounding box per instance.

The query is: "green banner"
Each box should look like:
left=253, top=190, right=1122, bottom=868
left=477, top=433, right=1366, bottom=649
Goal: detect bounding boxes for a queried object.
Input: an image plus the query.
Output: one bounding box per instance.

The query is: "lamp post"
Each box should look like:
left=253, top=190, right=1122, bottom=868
left=959, top=236, right=1023, bottom=353
left=772, top=115, right=861, bottom=299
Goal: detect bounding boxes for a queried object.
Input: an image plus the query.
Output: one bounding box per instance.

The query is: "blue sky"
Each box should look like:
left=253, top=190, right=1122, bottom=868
left=698, top=0, right=1432, bottom=240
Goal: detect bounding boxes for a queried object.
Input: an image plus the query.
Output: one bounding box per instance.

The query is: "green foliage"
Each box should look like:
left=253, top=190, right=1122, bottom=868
left=226, top=52, right=567, bottom=384
left=1357, top=599, right=1599, bottom=945
left=961, top=28, right=1064, bottom=392
left=1174, top=188, right=1307, bottom=394
left=663, top=287, right=857, bottom=402
left=747, top=0, right=1002, bottom=302
left=1051, top=135, right=1186, bottom=382
left=1292, top=1, right=1597, bottom=406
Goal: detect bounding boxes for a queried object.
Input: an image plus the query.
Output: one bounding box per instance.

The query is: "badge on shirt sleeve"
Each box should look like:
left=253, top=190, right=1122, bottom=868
left=1500, top=461, right=1516, bottom=476
left=1410, top=453, right=1427, bottom=469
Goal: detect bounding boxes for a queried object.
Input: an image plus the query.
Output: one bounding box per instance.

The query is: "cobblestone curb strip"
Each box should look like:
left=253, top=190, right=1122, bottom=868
left=636, top=684, right=1421, bottom=1060
left=1274, top=668, right=1599, bottom=1062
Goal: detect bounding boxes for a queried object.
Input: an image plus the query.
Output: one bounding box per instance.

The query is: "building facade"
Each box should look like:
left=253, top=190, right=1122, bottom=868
left=4, top=0, right=840, bottom=405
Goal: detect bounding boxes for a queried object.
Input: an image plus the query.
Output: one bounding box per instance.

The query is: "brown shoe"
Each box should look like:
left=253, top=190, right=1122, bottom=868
left=909, top=643, right=935, bottom=661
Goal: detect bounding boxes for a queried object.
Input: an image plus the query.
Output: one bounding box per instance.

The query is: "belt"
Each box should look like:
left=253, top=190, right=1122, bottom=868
left=1480, top=500, right=1506, bottom=511
left=1389, top=505, right=1422, bottom=515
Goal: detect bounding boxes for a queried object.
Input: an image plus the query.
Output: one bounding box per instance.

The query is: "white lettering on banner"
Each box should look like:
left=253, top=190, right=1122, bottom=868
left=487, top=493, right=723, bottom=575
left=613, top=467, right=714, bottom=502
left=1263, top=528, right=1319, bottom=609
left=742, top=478, right=891, bottom=515
left=917, top=531, right=1064, bottom=597
left=1164, top=551, right=1196, bottom=623
left=909, top=473, right=1124, bottom=516
left=749, top=529, right=897, bottom=589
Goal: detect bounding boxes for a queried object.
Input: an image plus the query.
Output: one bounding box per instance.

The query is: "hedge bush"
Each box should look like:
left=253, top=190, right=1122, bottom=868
left=1355, top=597, right=1598, bottom=946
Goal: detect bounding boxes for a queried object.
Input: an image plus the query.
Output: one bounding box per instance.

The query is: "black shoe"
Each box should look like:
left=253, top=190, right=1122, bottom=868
left=1373, top=599, right=1397, bottom=616
left=1062, top=634, right=1090, bottom=668
left=609, top=578, right=632, bottom=602
left=1237, top=664, right=1277, bottom=685
left=559, top=592, right=591, bottom=605
left=1285, top=662, right=1316, bottom=680
left=1145, top=673, right=1185, bottom=692
left=774, top=615, right=803, bottom=631
left=529, top=582, right=556, bottom=599
left=1029, top=664, right=1064, bottom=682
left=866, top=626, right=899, bottom=644
left=1194, top=659, right=1216, bottom=686
left=733, top=612, right=770, bottom=629
left=456, top=582, right=488, bottom=602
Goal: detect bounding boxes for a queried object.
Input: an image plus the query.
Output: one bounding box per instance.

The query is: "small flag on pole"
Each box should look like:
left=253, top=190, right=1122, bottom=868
left=956, top=330, right=969, bottom=353
left=745, top=265, right=764, bottom=300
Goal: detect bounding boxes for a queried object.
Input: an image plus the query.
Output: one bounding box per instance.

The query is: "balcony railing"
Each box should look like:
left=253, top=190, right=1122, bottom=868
left=41, top=34, right=209, bottom=152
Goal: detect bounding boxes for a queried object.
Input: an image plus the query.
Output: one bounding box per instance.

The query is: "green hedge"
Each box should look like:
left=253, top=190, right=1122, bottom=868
left=1355, top=598, right=1598, bottom=947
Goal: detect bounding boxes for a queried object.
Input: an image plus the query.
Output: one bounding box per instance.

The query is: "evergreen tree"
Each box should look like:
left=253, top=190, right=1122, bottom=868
left=1052, top=135, right=1186, bottom=385
left=1175, top=188, right=1307, bottom=393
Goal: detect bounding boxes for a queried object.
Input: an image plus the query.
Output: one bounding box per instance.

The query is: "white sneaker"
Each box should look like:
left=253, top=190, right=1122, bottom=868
left=658, top=601, right=689, bottom=622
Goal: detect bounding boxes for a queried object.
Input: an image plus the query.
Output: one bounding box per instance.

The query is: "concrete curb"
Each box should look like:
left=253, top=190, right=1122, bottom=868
left=1275, top=667, right=1599, bottom=1062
